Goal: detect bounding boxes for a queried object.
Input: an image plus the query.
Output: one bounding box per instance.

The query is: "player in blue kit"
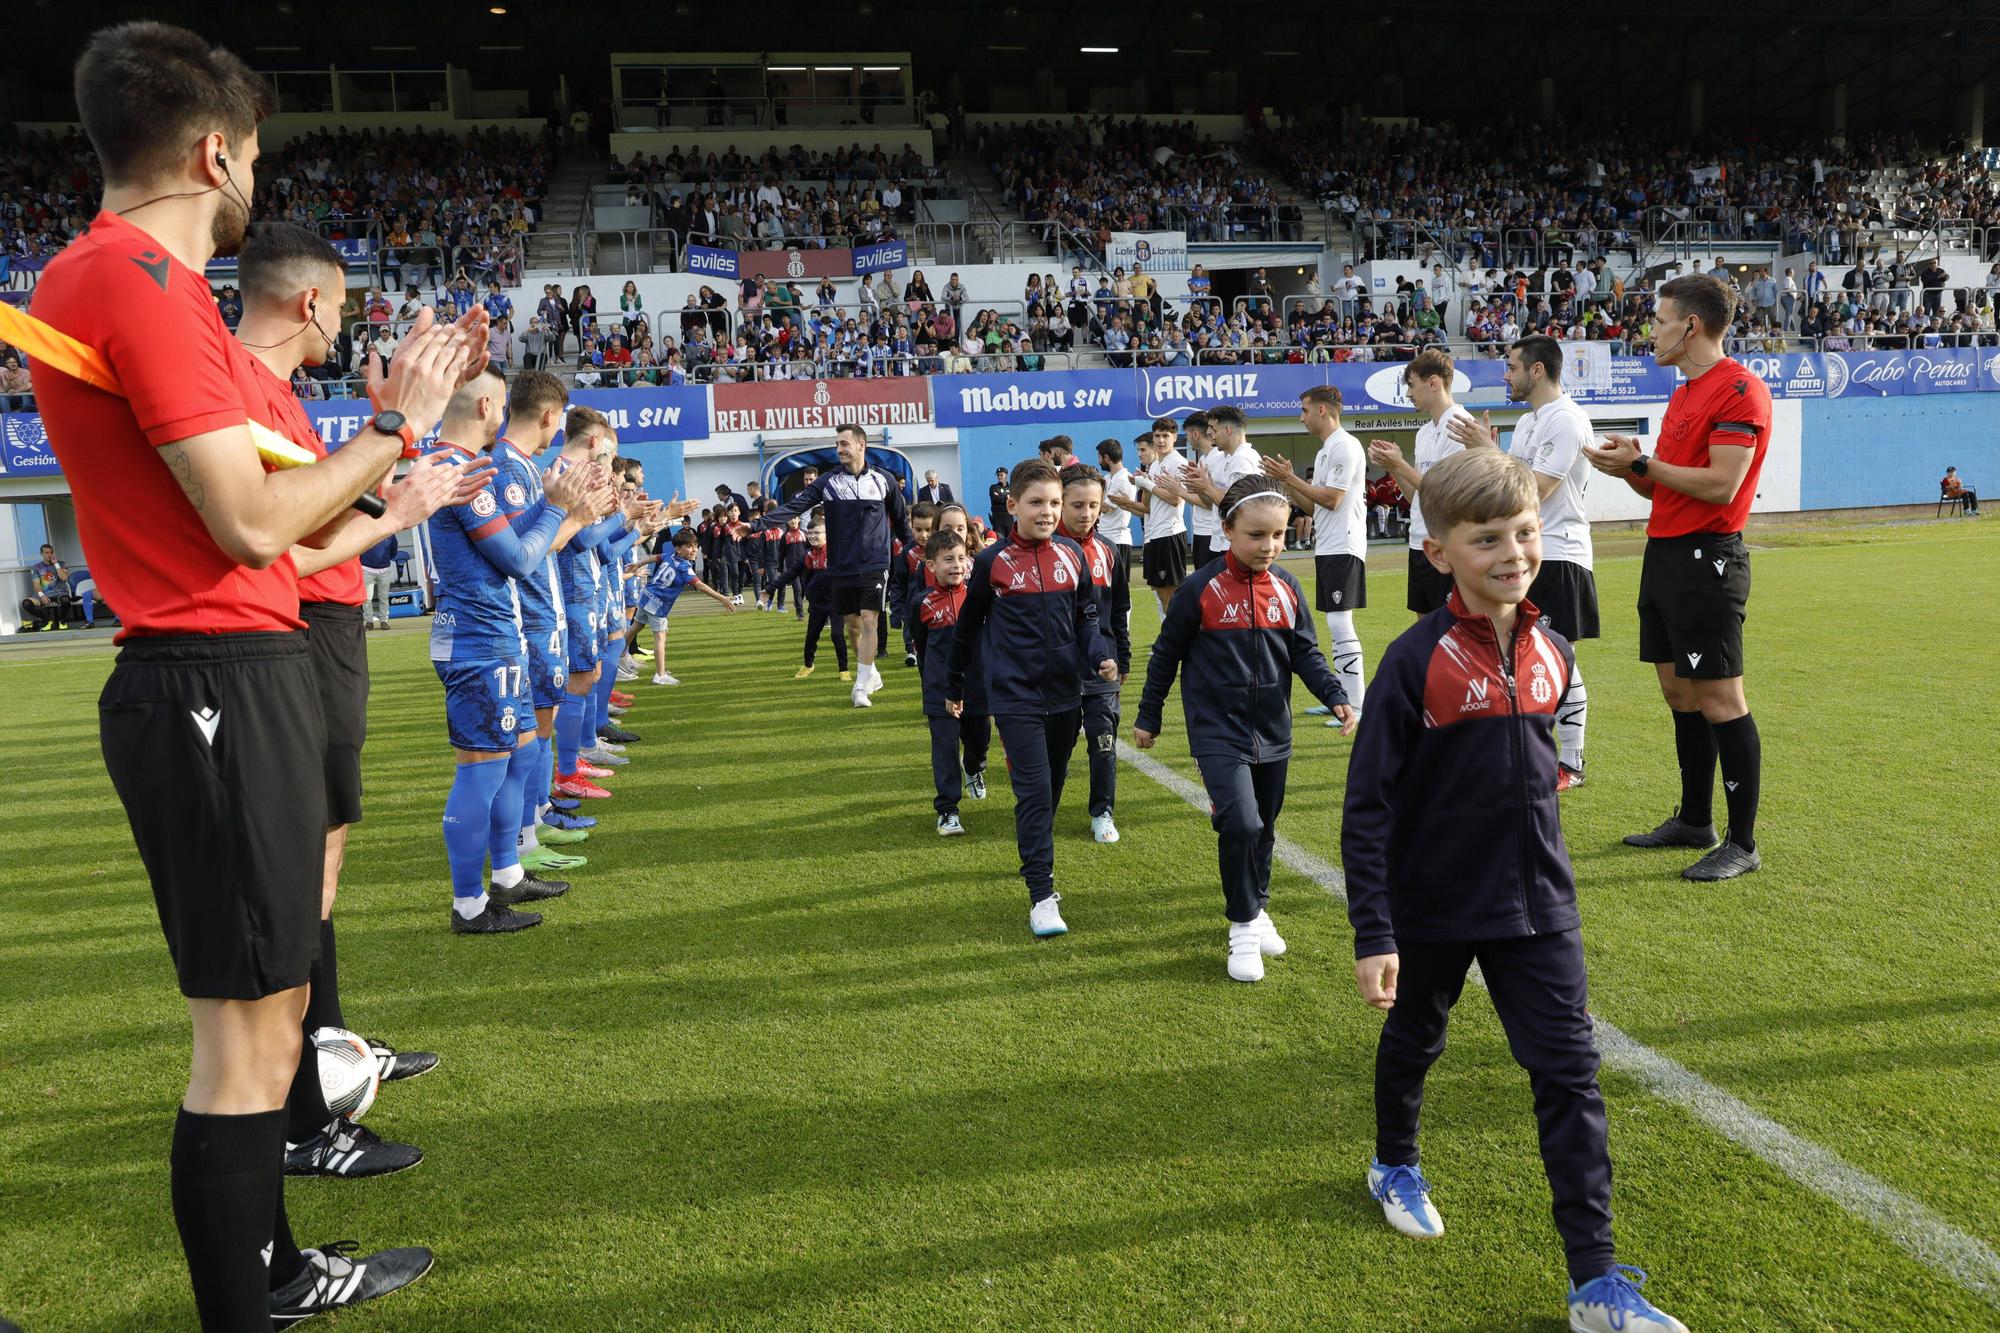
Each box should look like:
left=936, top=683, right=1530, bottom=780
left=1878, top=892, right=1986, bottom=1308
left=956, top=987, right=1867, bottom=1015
left=493, top=369, right=596, bottom=871
left=426, top=367, right=615, bottom=933
left=640, top=525, right=736, bottom=683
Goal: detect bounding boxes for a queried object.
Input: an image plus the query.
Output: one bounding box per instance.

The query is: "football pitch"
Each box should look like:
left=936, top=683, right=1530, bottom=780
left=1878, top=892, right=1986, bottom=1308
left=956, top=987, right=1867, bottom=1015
left=1, top=516, right=1996, bottom=1331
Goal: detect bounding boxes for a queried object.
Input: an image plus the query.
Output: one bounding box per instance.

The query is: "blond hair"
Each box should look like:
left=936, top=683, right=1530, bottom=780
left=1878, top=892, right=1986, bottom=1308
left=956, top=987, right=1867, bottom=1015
left=1418, top=448, right=1539, bottom=537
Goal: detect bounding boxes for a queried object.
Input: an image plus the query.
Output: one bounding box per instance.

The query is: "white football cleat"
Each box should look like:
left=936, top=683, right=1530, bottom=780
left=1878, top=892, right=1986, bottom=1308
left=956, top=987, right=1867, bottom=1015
left=1090, top=812, right=1120, bottom=843
left=1029, top=895, right=1067, bottom=937
left=1568, top=1266, right=1689, bottom=1333
left=1368, top=1160, right=1445, bottom=1239
left=851, top=685, right=872, bottom=708
left=1255, top=909, right=1286, bottom=956
left=937, top=813, right=965, bottom=837
left=1227, top=922, right=1265, bottom=982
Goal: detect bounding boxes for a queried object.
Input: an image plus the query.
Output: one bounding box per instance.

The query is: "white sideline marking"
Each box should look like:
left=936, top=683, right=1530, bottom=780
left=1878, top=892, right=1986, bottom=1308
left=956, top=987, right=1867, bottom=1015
left=1117, top=741, right=2000, bottom=1307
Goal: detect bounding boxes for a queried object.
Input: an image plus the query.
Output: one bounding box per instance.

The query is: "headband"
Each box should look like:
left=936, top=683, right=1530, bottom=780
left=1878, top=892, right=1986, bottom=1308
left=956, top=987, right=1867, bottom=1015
left=1223, top=487, right=1287, bottom=521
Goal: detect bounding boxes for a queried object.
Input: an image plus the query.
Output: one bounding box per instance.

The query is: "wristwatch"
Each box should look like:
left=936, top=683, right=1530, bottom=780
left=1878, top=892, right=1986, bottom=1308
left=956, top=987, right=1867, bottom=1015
left=1629, top=453, right=1651, bottom=478
left=370, top=409, right=419, bottom=456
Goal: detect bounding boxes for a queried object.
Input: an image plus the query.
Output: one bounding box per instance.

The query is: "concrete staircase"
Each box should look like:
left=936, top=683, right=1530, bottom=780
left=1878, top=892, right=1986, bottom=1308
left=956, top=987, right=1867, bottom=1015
left=524, top=156, right=598, bottom=275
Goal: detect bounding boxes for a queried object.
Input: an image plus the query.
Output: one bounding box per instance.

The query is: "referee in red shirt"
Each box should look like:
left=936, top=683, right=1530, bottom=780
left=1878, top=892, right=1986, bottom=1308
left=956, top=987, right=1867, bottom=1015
left=1586, top=273, right=1769, bottom=882
left=30, top=23, right=485, bottom=1328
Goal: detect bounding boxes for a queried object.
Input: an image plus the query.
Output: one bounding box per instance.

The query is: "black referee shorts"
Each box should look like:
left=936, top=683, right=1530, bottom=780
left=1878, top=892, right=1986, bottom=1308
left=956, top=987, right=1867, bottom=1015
left=1528, top=560, right=1600, bottom=643
left=1638, top=532, right=1750, bottom=679
left=1406, top=548, right=1455, bottom=615
left=1314, top=553, right=1368, bottom=612
left=302, top=600, right=368, bottom=827
left=99, top=631, right=326, bottom=1000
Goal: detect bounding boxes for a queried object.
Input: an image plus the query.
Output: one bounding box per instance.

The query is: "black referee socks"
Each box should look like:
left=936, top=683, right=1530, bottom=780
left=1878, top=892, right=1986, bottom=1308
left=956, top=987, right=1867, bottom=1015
left=1672, top=709, right=1718, bottom=827
left=283, top=921, right=345, bottom=1141
left=170, top=1106, right=288, bottom=1327
left=1711, top=713, right=1762, bottom=852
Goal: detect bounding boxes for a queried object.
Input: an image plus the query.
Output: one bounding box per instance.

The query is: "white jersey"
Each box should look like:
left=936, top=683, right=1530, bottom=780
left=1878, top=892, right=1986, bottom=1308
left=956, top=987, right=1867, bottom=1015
left=1098, top=465, right=1138, bottom=545
left=1310, top=428, right=1368, bottom=558
left=1408, top=402, right=1477, bottom=549
left=1139, top=454, right=1187, bottom=541
left=1508, top=393, right=1596, bottom=568
left=1188, top=448, right=1224, bottom=538
left=1203, top=442, right=1263, bottom=530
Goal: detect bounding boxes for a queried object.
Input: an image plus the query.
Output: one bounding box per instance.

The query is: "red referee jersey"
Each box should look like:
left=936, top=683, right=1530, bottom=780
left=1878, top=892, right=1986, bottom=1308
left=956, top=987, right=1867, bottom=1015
left=27, top=212, right=302, bottom=638
left=235, top=357, right=366, bottom=606
left=1649, top=358, right=1773, bottom=538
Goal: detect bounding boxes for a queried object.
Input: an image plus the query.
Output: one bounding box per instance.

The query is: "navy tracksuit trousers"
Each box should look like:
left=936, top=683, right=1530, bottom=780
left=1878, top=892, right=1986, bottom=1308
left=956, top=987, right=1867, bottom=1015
left=995, top=710, right=1081, bottom=903
left=929, top=714, right=992, bottom=815
left=1374, top=929, right=1616, bottom=1286
left=1081, top=693, right=1120, bottom=818
left=1194, top=755, right=1286, bottom=923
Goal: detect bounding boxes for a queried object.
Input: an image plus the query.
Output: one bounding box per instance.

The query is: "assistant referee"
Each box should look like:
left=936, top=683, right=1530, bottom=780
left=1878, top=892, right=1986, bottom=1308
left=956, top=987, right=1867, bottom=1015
left=1586, top=273, right=1770, bottom=883
left=31, top=22, right=482, bottom=1328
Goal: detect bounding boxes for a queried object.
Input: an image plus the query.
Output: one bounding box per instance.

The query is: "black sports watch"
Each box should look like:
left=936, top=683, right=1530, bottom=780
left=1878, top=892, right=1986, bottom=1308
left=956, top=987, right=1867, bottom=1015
left=1629, top=453, right=1650, bottom=478
left=370, top=409, right=418, bottom=455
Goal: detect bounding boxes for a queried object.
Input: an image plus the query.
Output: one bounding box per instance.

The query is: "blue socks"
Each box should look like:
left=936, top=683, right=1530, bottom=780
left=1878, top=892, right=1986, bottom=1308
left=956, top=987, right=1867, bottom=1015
left=491, top=742, right=536, bottom=872
left=556, top=694, right=586, bottom=774
left=520, top=734, right=550, bottom=831
left=443, top=758, right=509, bottom=902
left=592, top=641, right=622, bottom=735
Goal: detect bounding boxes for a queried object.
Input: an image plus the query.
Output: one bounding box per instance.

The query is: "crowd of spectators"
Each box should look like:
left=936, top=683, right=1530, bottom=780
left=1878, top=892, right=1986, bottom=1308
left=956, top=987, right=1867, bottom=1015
left=983, top=115, right=1300, bottom=249
left=1256, top=116, right=2000, bottom=268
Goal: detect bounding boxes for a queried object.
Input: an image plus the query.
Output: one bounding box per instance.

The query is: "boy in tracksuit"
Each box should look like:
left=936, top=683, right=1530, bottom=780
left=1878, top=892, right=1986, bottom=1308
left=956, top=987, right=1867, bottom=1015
left=913, top=529, right=990, bottom=836
left=890, top=500, right=937, bottom=665
left=776, top=517, right=808, bottom=617
left=757, top=512, right=785, bottom=610
left=947, top=459, right=1118, bottom=939
left=789, top=522, right=849, bottom=679
left=1135, top=479, right=1354, bottom=982
left=1340, top=450, right=1685, bottom=1333
left=1056, top=464, right=1132, bottom=845
left=710, top=506, right=740, bottom=599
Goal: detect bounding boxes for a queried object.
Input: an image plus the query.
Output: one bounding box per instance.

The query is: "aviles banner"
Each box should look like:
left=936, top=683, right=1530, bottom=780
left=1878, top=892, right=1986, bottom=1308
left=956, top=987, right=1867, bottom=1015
left=711, top=378, right=930, bottom=433
left=853, top=239, right=910, bottom=276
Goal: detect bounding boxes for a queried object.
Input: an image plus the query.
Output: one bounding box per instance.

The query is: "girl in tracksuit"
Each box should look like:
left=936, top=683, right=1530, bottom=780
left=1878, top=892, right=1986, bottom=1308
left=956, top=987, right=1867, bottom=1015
left=947, top=459, right=1116, bottom=938
left=912, top=529, right=990, bottom=835
left=776, top=519, right=808, bottom=617
left=1135, top=478, right=1354, bottom=982
left=788, top=525, right=848, bottom=677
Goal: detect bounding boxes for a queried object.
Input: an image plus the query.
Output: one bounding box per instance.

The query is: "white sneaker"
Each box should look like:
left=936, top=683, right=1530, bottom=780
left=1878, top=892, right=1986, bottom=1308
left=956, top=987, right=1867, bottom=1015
left=1029, top=894, right=1067, bottom=937
left=580, top=746, right=627, bottom=766
left=862, top=664, right=885, bottom=695
left=1227, top=922, right=1265, bottom=981
left=1090, top=812, right=1120, bottom=843
left=615, top=662, right=639, bottom=681
left=652, top=673, right=672, bottom=686
left=1568, top=1266, right=1689, bottom=1333
left=852, top=685, right=872, bottom=708
left=731, top=594, right=744, bottom=606
left=1255, top=909, right=1286, bottom=957
left=937, top=813, right=965, bottom=836
left=1368, top=1160, right=1445, bottom=1238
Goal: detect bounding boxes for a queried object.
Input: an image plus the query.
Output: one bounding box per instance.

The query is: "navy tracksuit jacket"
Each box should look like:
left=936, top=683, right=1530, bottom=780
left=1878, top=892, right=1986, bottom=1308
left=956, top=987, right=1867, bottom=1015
left=756, top=464, right=913, bottom=577
left=1136, top=553, right=1346, bottom=922
left=1339, top=587, right=1612, bottom=1287
left=947, top=531, right=1112, bottom=901
left=1074, top=529, right=1132, bottom=818
left=914, top=580, right=991, bottom=816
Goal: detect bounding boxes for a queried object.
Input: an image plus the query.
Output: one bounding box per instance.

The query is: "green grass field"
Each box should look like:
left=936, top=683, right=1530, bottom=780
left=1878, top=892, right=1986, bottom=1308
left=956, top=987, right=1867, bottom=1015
left=2, top=516, right=1997, bottom=1331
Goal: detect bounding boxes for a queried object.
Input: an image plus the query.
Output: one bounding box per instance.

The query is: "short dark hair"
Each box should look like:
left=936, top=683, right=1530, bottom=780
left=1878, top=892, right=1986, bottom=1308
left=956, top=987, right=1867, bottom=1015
left=909, top=499, right=937, bottom=526
left=714, top=484, right=733, bottom=496
left=1096, top=438, right=1124, bottom=466
left=1657, top=273, right=1737, bottom=334
left=1300, top=385, right=1342, bottom=411
left=835, top=423, right=867, bottom=444
left=75, top=22, right=271, bottom=186
left=1207, top=404, right=1246, bottom=431
left=1405, top=347, right=1455, bottom=386
left=671, top=526, right=698, bottom=547
left=1182, top=410, right=1211, bottom=435
left=1009, top=458, right=1062, bottom=498
left=1039, top=434, right=1074, bottom=458
left=924, top=529, right=968, bottom=559
left=1151, top=416, right=1177, bottom=432
left=509, top=368, right=568, bottom=419
left=1511, top=335, right=1564, bottom=383
left=237, top=223, right=343, bottom=309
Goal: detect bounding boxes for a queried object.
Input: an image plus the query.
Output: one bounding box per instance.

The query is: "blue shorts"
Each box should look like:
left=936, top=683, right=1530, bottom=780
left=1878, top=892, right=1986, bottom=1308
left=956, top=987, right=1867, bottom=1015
left=565, top=606, right=601, bottom=673
left=436, top=654, right=532, bottom=753
left=524, top=621, right=567, bottom=709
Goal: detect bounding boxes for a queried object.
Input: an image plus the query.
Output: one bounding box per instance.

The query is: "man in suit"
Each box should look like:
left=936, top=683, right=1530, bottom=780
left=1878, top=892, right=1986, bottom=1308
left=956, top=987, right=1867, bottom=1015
left=919, top=470, right=954, bottom=506
left=986, top=467, right=1012, bottom=538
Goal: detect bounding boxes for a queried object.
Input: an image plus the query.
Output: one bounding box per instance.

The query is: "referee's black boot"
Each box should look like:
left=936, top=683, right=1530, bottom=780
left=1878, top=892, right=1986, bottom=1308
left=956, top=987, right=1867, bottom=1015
left=1682, top=834, right=1761, bottom=882
left=286, top=1120, right=424, bottom=1178
left=1622, top=810, right=1719, bottom=850
left=489, top=873, right=568, bottom=905
left=451, top=903, right=543, bottom=934
left=271, top=1241, right=434, bottom=1327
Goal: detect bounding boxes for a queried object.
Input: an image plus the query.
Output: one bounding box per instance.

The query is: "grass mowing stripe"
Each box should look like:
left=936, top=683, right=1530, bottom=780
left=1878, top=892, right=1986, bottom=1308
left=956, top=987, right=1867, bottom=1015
left=1115, top=739, right=2000, bottom=1311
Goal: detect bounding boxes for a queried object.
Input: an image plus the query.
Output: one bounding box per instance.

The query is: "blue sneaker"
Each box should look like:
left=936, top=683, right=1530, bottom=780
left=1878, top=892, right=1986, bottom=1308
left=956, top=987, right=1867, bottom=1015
left=1367, top=1159, right=1443, bottom=1238
left=1303, top=704, right=1331, bottom=716
left=547, top=796, right=581, bottom=813
left=542, top=808, right=597, bottom=832
left=1568, top=1266, right=1688, bottom=1333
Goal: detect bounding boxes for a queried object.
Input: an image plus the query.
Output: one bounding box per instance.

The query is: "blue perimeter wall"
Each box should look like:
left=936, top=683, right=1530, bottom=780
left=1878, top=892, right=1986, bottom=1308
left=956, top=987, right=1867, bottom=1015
left=1802, top=397, right=2000, bottom=509
left=958, top=417, right=1156, bottom=542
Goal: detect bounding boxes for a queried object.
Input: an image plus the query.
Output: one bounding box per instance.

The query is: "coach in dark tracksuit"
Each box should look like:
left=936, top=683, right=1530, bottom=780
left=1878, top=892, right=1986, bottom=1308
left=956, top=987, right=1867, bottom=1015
left=1341, top=587, right=1614, bottom=1287
left=914, top=574, right=990, bottom=819
left=1136, top=551, right=1344, bottom=924
left=947, top=527, right=1112, bottom=905
left=1075, top=526, right=1131, bottom=823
